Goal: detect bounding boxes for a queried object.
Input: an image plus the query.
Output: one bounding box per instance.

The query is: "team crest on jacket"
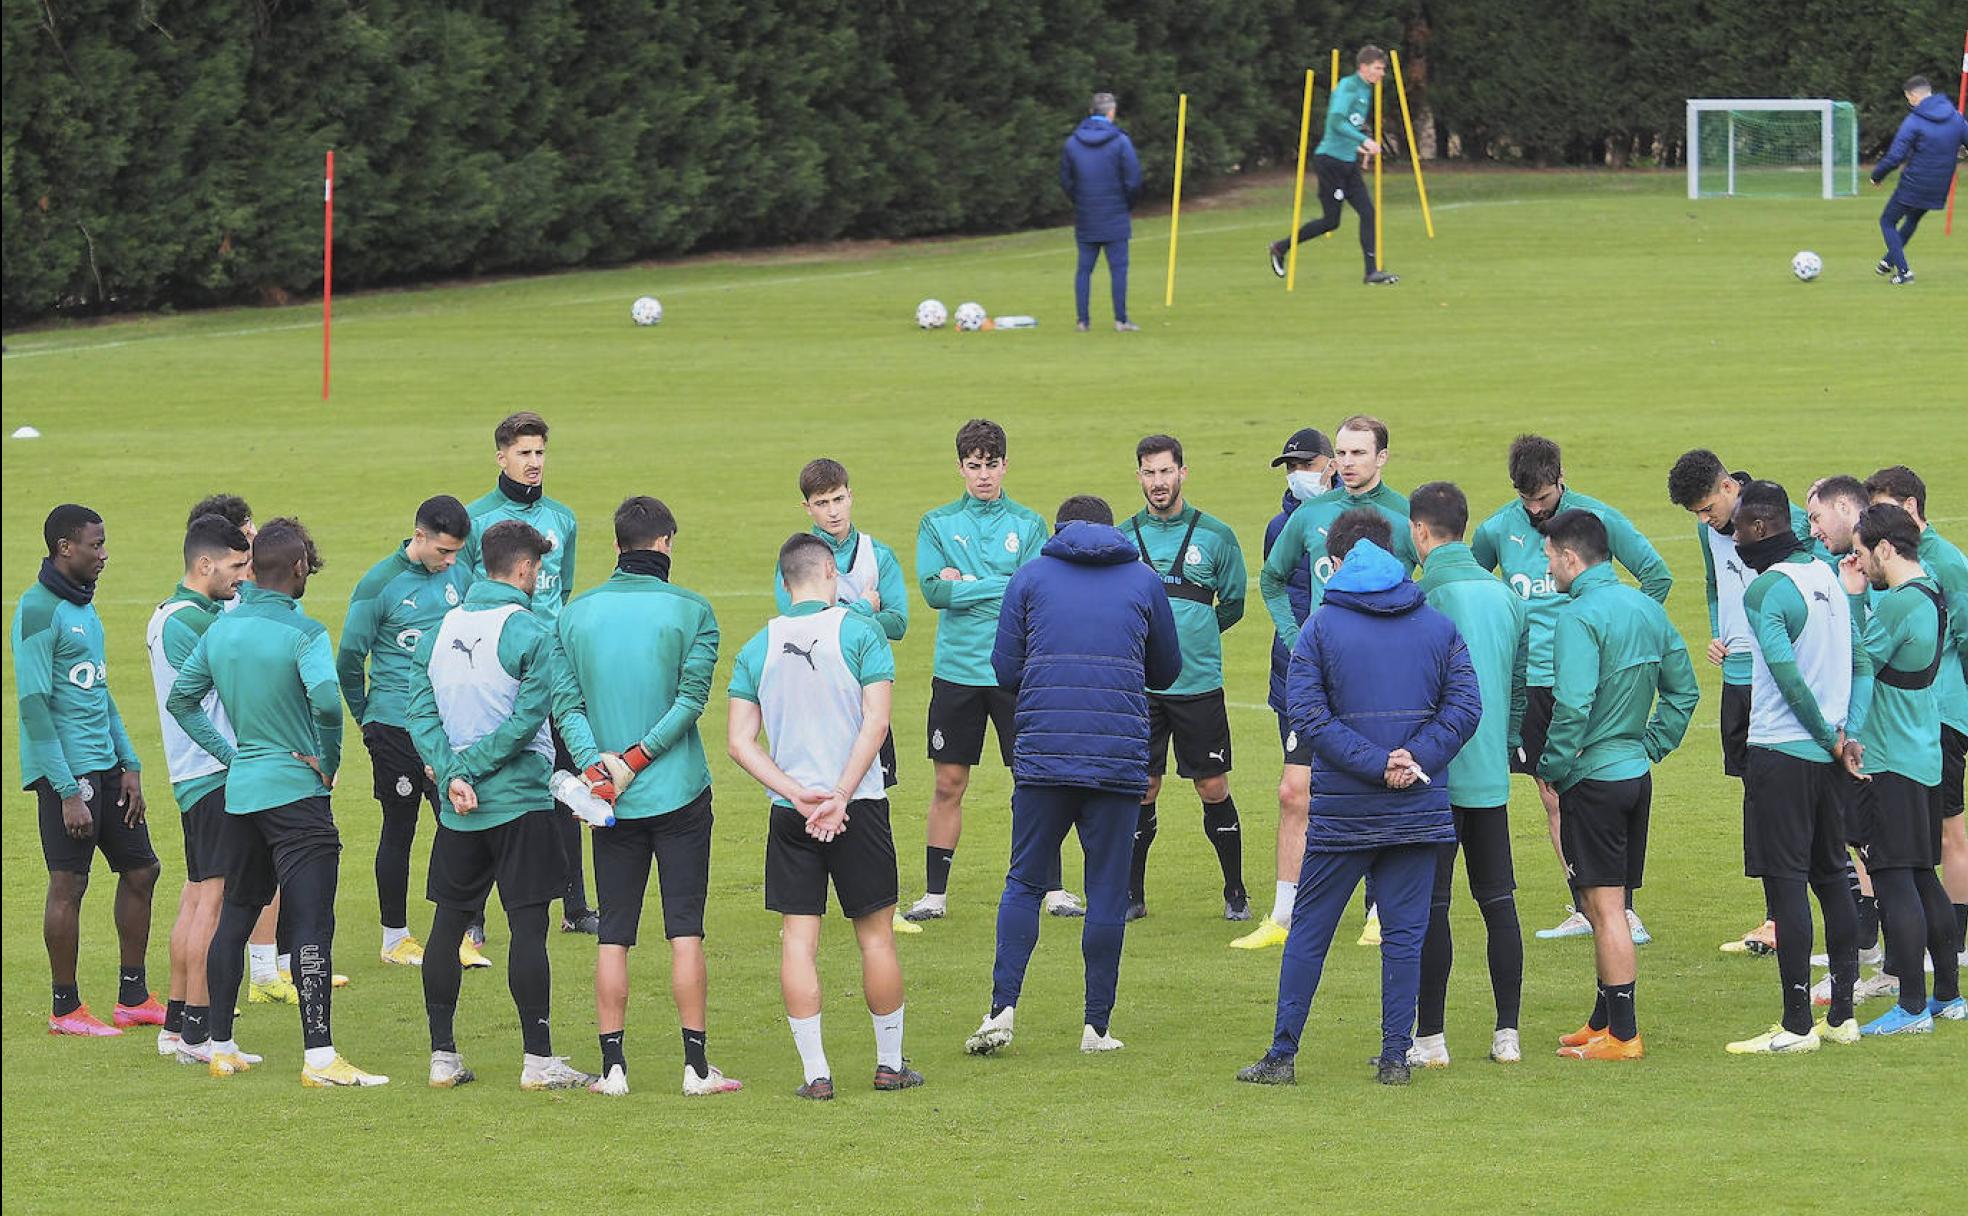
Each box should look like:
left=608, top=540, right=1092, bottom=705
left=1186, top=544, right=1203, bottom=568
left=395, top=775, right=414, bottom=797
left=1286, top=732, right=1298, bottom=752
left=1004, top=533, right=1019, bottom=554
left=77, top=776, right=95, bottom=802
left=445, top=584, right=460, bottom=606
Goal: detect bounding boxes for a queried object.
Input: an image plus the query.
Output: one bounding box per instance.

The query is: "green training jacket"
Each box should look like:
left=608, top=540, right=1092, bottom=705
left=1260, top=480, right=1418, bottom=643
left=1418, top=542, right=1529, bottom=808
left=914, top=493, right=1050, bottom=686
left=12, top=579, right=141, bottom=796
left=1854, top=576, right=1945, bottom=786
left=1316, top=72, right=1375, bottom=160
left=459, top=486, right=579, bottom=623
left=337, top=541, right=473, bottom=727
left=1125, top=503, right=1245, bottom=697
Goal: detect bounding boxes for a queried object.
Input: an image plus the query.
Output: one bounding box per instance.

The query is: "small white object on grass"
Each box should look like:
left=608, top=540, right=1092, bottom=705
left=12, top=426, right=41, bottom=439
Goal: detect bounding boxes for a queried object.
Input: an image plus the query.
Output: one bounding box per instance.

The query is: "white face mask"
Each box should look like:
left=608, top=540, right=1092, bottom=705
left=1287, top=470, right=1328, bottom=502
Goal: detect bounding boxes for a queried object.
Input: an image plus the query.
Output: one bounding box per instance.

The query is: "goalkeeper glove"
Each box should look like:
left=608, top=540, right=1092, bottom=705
left=583, top=743, right=654, bottom=802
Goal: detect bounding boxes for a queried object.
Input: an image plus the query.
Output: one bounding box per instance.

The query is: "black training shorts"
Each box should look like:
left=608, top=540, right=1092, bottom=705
left=1741, top=746, right=1847, bottom=882
left=764, top=799, right=900, bottom=919
left=219, top=796, right=342, bottom=908
left=35, top=769, right=157, bottom=876
left=363, top=721, right=438, bottom=814
left=1719, top=683, right=1751, bottom=779
left=1856, top=771, right=1942, bottom=871
left=1434, top=806, right=1517, bottom=905
left=1558, top=775, right=1651, bottom=891
left=592, top=789, right=713, bottom=946
left=1149, top=690, right=1233, bottom=779
left=179, top=786, right=229, bottom=883
left=426, top=810, right=569, bottom=912
left=926, top=677, right=1016, bottom=768
left=1940, top=725, right=1966, bottom=818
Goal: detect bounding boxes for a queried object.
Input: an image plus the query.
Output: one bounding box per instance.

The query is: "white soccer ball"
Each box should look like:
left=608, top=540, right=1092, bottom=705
left=1791, top=251, right=1821, bottom=282
left=953, top=301, right=987, bottom=332
left=631, top=295, right=664, bottom=325
left=916, top=298, right=948, bottom=329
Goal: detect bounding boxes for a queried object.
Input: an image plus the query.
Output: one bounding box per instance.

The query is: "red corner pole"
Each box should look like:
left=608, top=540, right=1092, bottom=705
left=1947, top=33, right=1966, bottom=235
left=323, top=149, right=334, bottom=399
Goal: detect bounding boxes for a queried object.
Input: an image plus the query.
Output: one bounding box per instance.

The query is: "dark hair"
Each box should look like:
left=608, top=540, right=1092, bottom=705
left=1357, top=44, right=1388, bottom=66
left=481, top=520, right=552, bottom=578
left=1326, top=507, right=1393, bottom=562
left=799, top=458, right=850, bottom=500
left=1055, top=495, right=1114, bottom=527
left=1667, top=448, right=1728, bottom=509
left=1904, top=75, right=1932, bottom=93
left=1507, top=434, right=1563, bottom=496
left=184, top=513, right=251, bottom=568
left=415, top=494, right=471, bottom=541
left=1856, top=503, right=1922, bottom=560
left=44, top=504, right=102, bottom=554
left=1810, top=474, right=1868, bottom=511
left=778, top=533, right=837, bottom=589
left=1864, top=465, right=1926, bottom=518
left=187, top=493, right=252, bottom=531
left=1336, top=414, right=1389, bottom=452
left=252, top=517, right=323, bottom=579
left=1408, top=481, right=1469, bottom=539
left=1543, top=509, right=1610, bottom=565
left=956, top=418, right=1008, bottom=462
left=1136, top=434, right=1184, bottom=467
left=1735, top=479, right=1792, bottom=533
left=494, top=411, right=549, bottom=450
left=614, top=496, right=677, bottom=549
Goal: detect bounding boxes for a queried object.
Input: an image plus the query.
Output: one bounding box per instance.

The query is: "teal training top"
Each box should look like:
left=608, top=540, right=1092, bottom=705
left=151, top=584, right=229, bottom=811
left=1316, top=73, right=1375, bottom=160
left=459, top=486, right=579, bottom=623
left=1418, top=543, right=1529, bottom=808
left=914, top=493, right=1051, bottom=686
left=1260, top=480, right=1419, bottom=642
left=1854, top=576, right=1944, bottom=786
left=337, top=541, right=474, bottom=727
left=1125, top=503, right=1246, bottom=696
left=730, top=600, right=896, bottom=809
left=12, top=581, right=141, bottom=796
left=1916, top=525, right=1968, bottom=733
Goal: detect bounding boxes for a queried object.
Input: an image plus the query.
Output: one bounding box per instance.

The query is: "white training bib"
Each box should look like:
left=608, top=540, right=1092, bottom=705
left=834, top=531, right=879, bottom=607
left=427, top=604, right=553, bottom=760
left=1748, top=560, right=1852, bottom=748
left=759, top=607, right=884, bottom=803
left=145, top=600, right=233, bottom=785
left=1707, top=527, right=1754, bottom=659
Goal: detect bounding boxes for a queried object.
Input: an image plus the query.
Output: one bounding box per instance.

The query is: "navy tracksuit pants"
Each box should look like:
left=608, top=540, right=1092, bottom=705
left=991, top=783, right=1136, bottom=1028
left=1074, top=240, right=1129, bottom=325
left=1270, top=841, right=1437, bottom=1063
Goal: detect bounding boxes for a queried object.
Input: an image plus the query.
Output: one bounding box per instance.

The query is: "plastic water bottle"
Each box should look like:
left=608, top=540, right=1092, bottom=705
left=551, top=770, right=616, bottom=827
left=993, top=315, right=1037, bottom=329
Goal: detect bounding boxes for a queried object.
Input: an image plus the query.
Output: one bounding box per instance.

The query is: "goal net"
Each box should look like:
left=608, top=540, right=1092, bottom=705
left=1686, top=100, right=1858, bottom=199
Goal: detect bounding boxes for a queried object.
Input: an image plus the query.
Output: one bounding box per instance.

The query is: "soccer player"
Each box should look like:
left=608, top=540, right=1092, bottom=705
left=169, top=518, right=386, bottom=1085
left=1863, top=466, right=1968, bottom=962
left=1868, top=74, right=1968, bottom=284
left=1236, top=509, right=1481, bottom=1088
left=553, top=496, right=740, bottom=1096
left=1233, top=428, right=1333, bottom=951
left=1844, top=504, right=1964, bottom=1031
left=1471, top=435, right=1671, bottom=946
left=1125, top=434, right=1249, bottom=922
left=14, top=504, right=162, bottom=1036
left=1409, top=482, right=1529, bottom=1067
left=145, top=513, right=255, bottom=1061
left=458, top=412, right=596, bottom=937
left=1666, top=448, right=1817, bottom=955
left=903, top=419, right=1060, bottom=923
left=1266, top=45, right=1399, bottom=285
left=407, top=520, right=598, bottom=1091
left=1723, top=481, right=1866, bottom=1054
left=1539, top=511, right=1698, bottom=1061
left=339, top=494, right=477, bottom=968
left=964, top=496, right=1180, bottom=1058
left=730, top=533, right=923, bottom=1098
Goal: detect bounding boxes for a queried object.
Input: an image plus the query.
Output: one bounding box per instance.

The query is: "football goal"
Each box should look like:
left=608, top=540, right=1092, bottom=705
left=1686, top=99, right=1859, bottom=199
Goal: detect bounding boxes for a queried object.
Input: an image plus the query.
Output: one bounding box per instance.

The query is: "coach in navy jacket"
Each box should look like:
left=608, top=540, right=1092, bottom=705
left=1059, top=93, right=1144, bottom=330
left=1870, top=78, right=1968, bottom=278
left=972, top=498, right=1178, bottom=1054
left=1241, top=511, right=1481, bottom=1086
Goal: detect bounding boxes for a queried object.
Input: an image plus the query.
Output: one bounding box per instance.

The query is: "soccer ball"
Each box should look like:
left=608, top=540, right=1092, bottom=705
left=953, top=301, right=987, bottom=332
left=1791, top=252, right=1821, bottom=282
left=631, top=296, right=664, bottom=326
left=916, top=298, right=948, bottom=329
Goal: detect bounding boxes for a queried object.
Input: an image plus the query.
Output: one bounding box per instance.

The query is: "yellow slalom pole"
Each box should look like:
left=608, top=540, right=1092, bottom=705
left=1373, top=75, right=1384, bottom=269
left=1165, top=92, right=1188, bottom=307
left=1390, top=49, right=1434, bottom=238
left=1326, top=49, right=1340, bottom=237
left=1286, top=69, right=1315, bottom=292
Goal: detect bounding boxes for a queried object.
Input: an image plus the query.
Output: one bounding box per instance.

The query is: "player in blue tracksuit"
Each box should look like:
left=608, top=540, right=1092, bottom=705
left=1060, top=93, right=1143, bottom=331
left=1870, top=75, right=1968, bottom=283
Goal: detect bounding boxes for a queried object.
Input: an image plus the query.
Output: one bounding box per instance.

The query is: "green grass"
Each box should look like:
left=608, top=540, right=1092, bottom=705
left=3, top=169, right=1964, bottom=1214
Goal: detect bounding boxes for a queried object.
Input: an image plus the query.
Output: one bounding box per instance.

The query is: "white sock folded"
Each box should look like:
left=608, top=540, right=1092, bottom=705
left=871, top=1004, right=905, bottom=1070
left=277, top=952, right=292, bottom=975
left=788, top=1013, right=829, bottom=1084
left=382, top=926, right=409, bottom=952
left=248, top=944, right=278, bottom=984
left=1272, top=881, right=1297, bottom=926
left=304, top=1045, right=338, bottom=1070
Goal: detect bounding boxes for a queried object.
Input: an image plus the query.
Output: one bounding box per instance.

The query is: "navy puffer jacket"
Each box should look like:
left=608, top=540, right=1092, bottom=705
left=1059, top=117, right=1144, bottom=244
left=1287, top=539, right=1483, bottom=850
left=1873, top=94, right=1968, bottom=210
left=992, top=522, right=1181, bottom=794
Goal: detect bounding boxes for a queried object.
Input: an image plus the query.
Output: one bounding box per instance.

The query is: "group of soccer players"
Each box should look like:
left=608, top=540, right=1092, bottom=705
left=15, top=409, right=1965, bottom=1098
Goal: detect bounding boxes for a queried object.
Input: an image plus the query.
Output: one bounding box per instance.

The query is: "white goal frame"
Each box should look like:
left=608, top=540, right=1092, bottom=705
left=1686, top=99, right=1840, bottom=200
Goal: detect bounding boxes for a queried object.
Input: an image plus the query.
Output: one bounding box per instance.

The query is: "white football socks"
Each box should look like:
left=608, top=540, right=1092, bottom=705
left=871, top=1004, right=905, bottom=1070
left=1272, top=881, right=1297, bottom=926
left=248, top=944, right=278, bottom=984
left=304, top=1045, right=338, bottom=1070
left=382, top=926, right=409, bottom=952
left=788, top=1014, right=829, bottom=1084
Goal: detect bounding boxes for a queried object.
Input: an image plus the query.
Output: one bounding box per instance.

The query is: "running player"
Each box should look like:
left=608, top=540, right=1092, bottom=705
left=1471, top=435, right=1671, bottom=945
left=902, top=420, right=1061, bottom=923
left=1409, top=482, right=1530, bottom=1067
left=1540, top=511, right=1698, bottom=1061
left=553, top=496, right=741, bottom=1096
left=459, top=412, right=596, bottom=937
left=339, top=495, right=477, bottom=968
left=146, top=513, right=254, bottom=1062
left=407, top=520, right=599, bottom=1091
left=1723, top=481, right=1865, bottom=1053
left=14, top=504, right=162, bottom=1036
left=1125, top=435, right=1249, bottom=922
left=731, top=533, right=923, bottom=1098
left=168, top=518, right=385, bottom=1085
left=1265, top=45, right=1399, bottom=285
left=1233, top=428, right=1333, bottom=950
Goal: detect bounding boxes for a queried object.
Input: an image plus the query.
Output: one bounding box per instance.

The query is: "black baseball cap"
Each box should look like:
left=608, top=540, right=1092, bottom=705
left=1270, top=427, right=1333, bottom=466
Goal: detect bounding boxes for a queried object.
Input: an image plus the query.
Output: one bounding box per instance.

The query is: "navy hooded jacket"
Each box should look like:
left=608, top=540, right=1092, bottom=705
left=1265, top=487, right=1314, bottom=715
left=1059, top=117, right=1143, bottom=244
left=1287, top=539, right=1483, bottom=850
left=1873, top=93, right=1968, bottom=210
left=992, top=522, right=1181, bottom=795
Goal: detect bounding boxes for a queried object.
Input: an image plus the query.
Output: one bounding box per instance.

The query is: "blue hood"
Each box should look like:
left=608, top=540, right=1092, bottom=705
left=1322, top=540, right=1424, bottom=615
left=1042, top=521, right=1138, bottom=565
left=1072, top=116, right=1121, bottom=147
left=1915, top=94, right=1957, bottom=122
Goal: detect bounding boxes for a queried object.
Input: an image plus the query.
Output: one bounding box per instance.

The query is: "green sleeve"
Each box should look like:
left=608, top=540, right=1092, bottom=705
left=160, top=612, right=205, bottom=669
left=1508, top=601, right=1529, bottom=748
left=870, top=540, right=909, bottom=641
left=728, top=630, right=767, bottom=704
left=1325, top=80, right=1370, bottom=151
left=915, top=517, right=1006, bottom=611
left=105, top=687, right=140, bottom=771
left=1538, top=611, right=1595, bottom=788
left=1607, top=511, right=1673, bottom=604
left=1699, top=524, right=1720, bottom=639
left=336, top=580, right=385, bottom=722
left=299, top=630, right=343, bottom=782
left=850, top=620, right=897, bottom=686
left=450, top=620, right=552, bottom=783
left=1845, top=587, right=1874, bottom=738
left=1469, top=517, right=1500, bottom=573
left=460, top=522, right=486, bottom=582
left=559, top=512, right=577, bottom=605
left=166, top=635, right=235, bottom=769
left=1212, top=523, right=1247, bottom=633
left=1745, top=574, right=1836, bottom=753
left=404, top=631, right=453, bottom=785
left=13, top=613, right=77, bottom=796
left=1393, top=522, right=1421, bottom=571
left=637, top=602, right=719, bottom=757
left=1644, top=626, right=1701, bottom=762
left=550, top=630, right=599, bottom=768
left=1260, top=509, right=1309, bottom=642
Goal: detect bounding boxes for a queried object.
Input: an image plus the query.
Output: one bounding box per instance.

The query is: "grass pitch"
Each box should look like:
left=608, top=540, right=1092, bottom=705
left=3, top=169, right=1964, bottom=1214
